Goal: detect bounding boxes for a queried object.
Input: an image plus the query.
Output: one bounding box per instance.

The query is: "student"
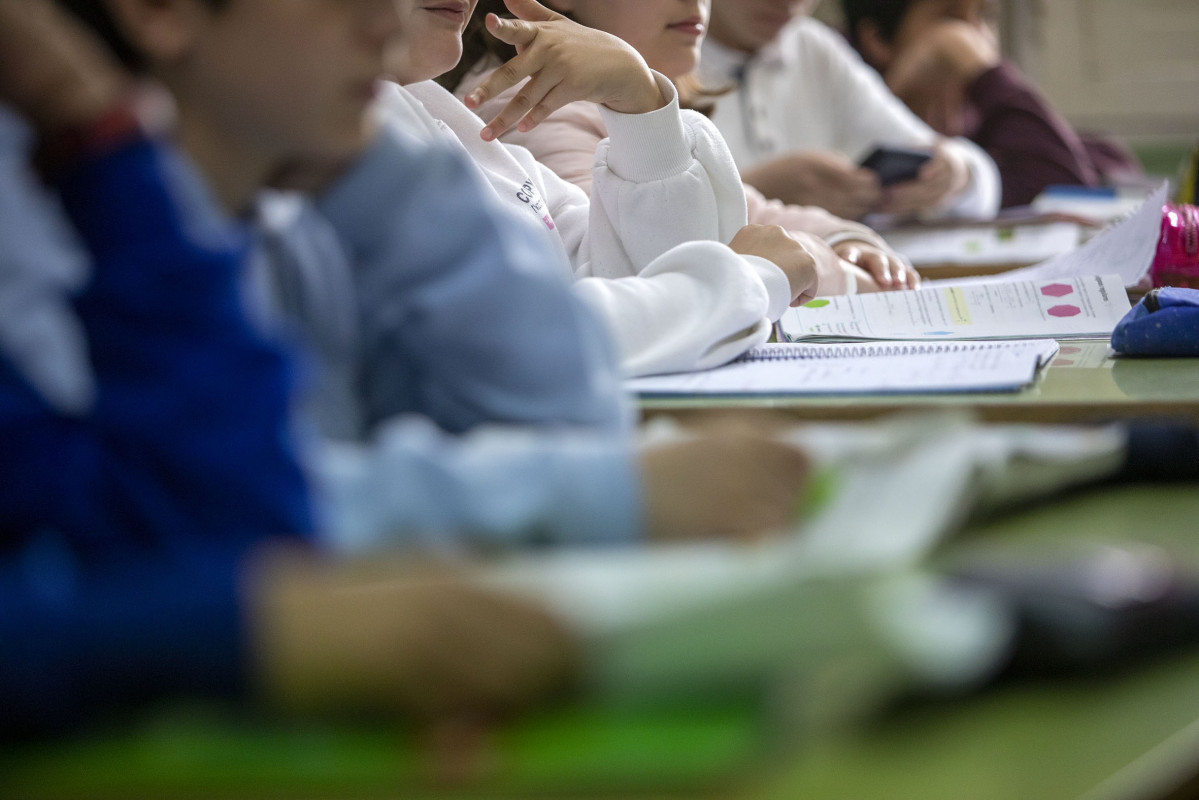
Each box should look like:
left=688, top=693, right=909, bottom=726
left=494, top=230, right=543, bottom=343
left=384, top=0, right=861, bottom=378
left=455, top=0, right=921, bottom=290
left=0, top=0, right=575, bottom=739
left=691, top=0, right=1000, bottom=221
left=842, top=0, right=1144, bottom=208
left=55, top=0, right=813, bottom=555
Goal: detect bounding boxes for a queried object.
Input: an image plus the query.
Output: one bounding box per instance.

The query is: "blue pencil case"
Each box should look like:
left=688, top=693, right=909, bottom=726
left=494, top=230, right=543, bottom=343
left=1111, top=288, right=1199, bottom=356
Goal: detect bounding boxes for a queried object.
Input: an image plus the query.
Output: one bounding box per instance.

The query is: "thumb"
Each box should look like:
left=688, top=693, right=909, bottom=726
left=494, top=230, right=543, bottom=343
left=485, top=12, right=538, bottom=48
left=502, top=0, right=561, bottom=23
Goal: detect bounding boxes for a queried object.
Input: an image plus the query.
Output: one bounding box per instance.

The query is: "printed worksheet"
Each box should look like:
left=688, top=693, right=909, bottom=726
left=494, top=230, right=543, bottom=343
left=779, top=274, right=1131, bottom=342
left=923, top=183, right=1168, bottom=290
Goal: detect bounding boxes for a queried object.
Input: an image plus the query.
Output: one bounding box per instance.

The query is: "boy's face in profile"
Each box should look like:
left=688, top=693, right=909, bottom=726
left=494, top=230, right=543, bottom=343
left=160, top=0, right=399, bottom=166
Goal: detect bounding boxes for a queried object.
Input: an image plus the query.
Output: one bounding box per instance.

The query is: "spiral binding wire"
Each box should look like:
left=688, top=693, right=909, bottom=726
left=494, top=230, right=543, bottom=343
left=742, top=342, right=1019, bottom=361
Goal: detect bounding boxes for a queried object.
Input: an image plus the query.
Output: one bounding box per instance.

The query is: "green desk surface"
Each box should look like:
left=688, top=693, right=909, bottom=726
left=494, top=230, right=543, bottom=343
left=641, top=341, right=1199, bottom=425
left=751, top=485, right=1199, bottom=800
left=4, top=486, right=1199, bottom=800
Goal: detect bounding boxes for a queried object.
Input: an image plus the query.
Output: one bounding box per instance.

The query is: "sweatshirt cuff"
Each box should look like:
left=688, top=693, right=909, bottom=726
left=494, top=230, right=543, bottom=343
left=743, top=254, right=793, bottom=322
left=314, top=420, right=645, bottom=555
left=823, top=226, right=891, bottom=252
left=544, top=437, right=643, bottom=547
left=598, top=71, right=693, bottom=182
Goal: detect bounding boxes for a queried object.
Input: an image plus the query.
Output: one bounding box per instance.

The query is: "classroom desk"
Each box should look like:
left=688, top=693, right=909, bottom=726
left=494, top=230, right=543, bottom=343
left=4, top=485, right=1199, bottom=800
left=640, top=340, right=1199, bottom=426
left=750, top=484, right=1199, bottom=800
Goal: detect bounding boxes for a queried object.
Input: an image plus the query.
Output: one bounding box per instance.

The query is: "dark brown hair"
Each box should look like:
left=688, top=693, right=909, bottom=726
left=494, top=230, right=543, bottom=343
left=841, top=0, right=913, bottom=48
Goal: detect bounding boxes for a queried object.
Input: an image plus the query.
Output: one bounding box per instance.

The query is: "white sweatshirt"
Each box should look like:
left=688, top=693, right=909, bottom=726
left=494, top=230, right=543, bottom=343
left=698, top=16, right=1002, bottom=220
left=379, top=78, right=793, bottom=377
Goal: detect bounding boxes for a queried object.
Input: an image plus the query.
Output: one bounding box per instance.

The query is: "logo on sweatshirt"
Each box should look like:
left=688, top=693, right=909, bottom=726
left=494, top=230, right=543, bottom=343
left=516, top=179, right=555, bottom=231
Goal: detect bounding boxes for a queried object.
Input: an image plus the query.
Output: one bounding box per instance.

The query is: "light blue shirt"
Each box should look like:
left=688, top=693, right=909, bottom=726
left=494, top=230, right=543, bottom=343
left=252, top=125, right=642, bottom=552
left=0, top=105, right=93, bottom=414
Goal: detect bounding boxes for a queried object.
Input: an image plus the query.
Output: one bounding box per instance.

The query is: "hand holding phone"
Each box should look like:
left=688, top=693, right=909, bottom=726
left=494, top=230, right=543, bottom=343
left=858, top=146, right=933, bottom=187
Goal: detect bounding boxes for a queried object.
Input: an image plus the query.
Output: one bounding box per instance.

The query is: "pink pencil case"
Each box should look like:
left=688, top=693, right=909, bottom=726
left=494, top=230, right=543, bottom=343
left=1151, top=204, right=1199, bottom=289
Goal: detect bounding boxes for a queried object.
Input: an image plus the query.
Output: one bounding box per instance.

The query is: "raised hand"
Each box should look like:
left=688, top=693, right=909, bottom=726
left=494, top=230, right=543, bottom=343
left=462, top=0, right=666, bottom=142
left=885, top=19, right=1000, bottom=137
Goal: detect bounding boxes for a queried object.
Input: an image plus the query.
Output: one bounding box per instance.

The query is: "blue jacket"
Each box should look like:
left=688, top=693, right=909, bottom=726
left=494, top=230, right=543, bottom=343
left=0, top=115, right=313, bottom=738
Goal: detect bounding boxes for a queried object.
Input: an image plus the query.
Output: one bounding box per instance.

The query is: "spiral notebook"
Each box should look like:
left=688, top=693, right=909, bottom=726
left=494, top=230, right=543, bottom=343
left=628, top=339, right=1060, bottom=396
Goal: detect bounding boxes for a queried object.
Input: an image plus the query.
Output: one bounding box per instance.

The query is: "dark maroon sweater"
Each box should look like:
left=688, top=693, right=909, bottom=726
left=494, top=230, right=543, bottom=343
left=965, top=60, right=1142, bottom=207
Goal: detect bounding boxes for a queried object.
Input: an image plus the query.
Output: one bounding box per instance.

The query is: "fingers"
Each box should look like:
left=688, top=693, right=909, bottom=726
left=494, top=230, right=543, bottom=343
left=880, top=169, right=947, bottom=215
left=838, top=243, right=891, bottom=287
left=478, top=72, right=557, bottom=140
left=462, top=18, right=538, bottom=111
left=836, top=169, right=884, bottom=219
left=834, top=241, right=921, bottom=292
left=904, top=263, right=922, bottom=289
left=502, top=0, right=561, bottom=23
left=484, top=12, right=539, bottom=48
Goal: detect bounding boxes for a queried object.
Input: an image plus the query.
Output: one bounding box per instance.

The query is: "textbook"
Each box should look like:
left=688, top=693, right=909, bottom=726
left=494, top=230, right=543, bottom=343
left=778, top=274, right=1130, bottom=343
left=627, top=339, right=1058, bottom=396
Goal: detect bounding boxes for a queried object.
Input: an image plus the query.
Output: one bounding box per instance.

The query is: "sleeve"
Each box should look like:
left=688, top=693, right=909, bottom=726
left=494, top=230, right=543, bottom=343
left=587, top=72, right=749, bottom=274
left=312, top=414, right=642, bottom=554
left=484, top=94, right=791, bottom=376
left=491, top=94, right=606, bottom=194
left=744, top=182, right=892, bottom=249
left=0, top=540, right=249, bottom=740
left=315, top=126, right=629, bottom=436
left=0, top=136, right=313, bottom=551
left=967, top=60, right=1102, bottom=208
left=572, top=242, right=785, bottom=376
left=0, top=135, right=314, bottom=739
left=489, top=74, right=751, bottom=277
left=802, top=21, right=1000, bottom=219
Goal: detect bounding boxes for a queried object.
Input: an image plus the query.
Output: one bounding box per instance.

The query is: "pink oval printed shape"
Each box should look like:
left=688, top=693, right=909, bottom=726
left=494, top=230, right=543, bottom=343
left=1048, top=305, right=1082, bottom=317
left=1041, top=283, right=1075, bottom=298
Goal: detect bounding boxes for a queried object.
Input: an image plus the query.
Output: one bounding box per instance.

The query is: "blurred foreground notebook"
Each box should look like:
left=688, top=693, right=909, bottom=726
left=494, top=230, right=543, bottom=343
left=628, top=339, right=1059, bottom=397
left=779, top=275, right=1130, bottom=343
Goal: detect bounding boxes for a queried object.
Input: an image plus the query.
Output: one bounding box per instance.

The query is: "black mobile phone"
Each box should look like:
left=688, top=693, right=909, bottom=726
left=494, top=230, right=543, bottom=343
left=858, top=146, right=933, bottom=186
